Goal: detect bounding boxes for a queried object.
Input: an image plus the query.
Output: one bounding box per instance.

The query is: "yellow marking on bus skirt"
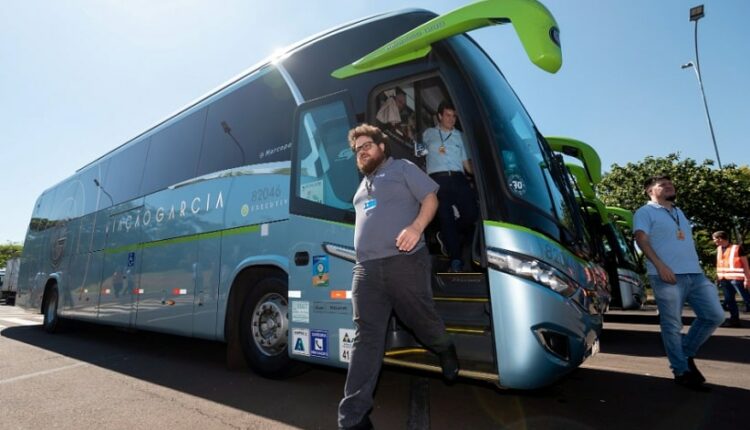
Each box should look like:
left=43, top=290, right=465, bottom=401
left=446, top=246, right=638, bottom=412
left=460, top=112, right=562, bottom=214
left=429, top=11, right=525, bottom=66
left=385, top=348, right=428, bottom=357
left=446, top=326, right=487, bottom=335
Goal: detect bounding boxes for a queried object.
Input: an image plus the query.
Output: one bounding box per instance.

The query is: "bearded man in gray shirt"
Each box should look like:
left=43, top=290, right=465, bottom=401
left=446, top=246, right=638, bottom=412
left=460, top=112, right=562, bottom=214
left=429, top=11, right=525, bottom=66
left=337, top=124, right=459, bottom=430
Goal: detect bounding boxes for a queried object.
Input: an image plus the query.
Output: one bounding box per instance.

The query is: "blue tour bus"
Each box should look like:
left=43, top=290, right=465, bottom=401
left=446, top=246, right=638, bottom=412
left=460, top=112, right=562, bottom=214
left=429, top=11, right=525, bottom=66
left=16, top=0, right=609, bottom=389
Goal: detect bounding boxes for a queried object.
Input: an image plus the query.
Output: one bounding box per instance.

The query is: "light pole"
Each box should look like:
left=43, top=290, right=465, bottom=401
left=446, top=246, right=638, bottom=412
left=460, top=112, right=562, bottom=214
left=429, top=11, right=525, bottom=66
left=682, top=4, right=722, bottom=169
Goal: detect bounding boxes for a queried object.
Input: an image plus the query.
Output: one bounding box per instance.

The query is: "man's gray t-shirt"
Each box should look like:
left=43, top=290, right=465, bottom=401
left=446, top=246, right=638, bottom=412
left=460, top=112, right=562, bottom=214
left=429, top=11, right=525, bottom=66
left=633, top=201, right=703, bottom=275
left=353, top=157, right=439, bottom=263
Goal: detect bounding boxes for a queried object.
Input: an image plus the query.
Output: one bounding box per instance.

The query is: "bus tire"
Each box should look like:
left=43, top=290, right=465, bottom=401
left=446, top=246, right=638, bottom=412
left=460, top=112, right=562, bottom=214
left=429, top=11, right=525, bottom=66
left=42, top=284, right=63, bottom=333
left=239, top=275, right=299, bottom=378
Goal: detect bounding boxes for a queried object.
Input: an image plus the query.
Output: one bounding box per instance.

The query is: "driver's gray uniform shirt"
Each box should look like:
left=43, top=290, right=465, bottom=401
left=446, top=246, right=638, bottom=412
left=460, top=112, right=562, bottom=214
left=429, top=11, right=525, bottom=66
left=353, top=157, right=439, bottom=263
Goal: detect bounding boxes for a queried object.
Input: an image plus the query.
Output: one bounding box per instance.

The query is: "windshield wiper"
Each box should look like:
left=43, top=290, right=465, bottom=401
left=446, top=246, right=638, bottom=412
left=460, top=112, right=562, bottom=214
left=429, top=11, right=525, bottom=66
left=537, top=134, right=590, bottom=253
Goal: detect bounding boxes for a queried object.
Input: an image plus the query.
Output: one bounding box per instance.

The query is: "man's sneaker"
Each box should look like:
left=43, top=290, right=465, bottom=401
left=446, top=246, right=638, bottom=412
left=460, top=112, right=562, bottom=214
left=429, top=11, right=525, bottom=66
left=721, top=318, right=742, bottom=328
left=687, top=357, right=705, bottom=383
left=438, top=344, right=459, bottom=383
left=674, top=370, right=710, bottom=392
left=435, top=232, right=448, bottom=256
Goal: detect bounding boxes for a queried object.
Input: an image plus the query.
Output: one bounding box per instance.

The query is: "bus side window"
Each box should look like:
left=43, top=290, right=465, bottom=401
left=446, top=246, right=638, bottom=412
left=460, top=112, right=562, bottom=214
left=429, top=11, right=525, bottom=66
left=197, top=68, right=296, bottom=176
left=101, top=138, right=150, bottom=205
left=140, top=107, right=206, bottom=196
left=295, top=101, right=357, bottom=210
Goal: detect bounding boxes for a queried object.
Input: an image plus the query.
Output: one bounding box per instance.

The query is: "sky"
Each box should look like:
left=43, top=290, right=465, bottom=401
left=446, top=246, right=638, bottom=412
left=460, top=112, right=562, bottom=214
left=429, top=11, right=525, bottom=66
left=1, top=0, right=748, bottom=244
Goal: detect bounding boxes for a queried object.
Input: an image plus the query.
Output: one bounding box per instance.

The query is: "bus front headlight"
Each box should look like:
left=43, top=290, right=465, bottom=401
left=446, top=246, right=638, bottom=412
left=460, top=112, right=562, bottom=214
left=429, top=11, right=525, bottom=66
left=487, top=248, right=579, bottom=297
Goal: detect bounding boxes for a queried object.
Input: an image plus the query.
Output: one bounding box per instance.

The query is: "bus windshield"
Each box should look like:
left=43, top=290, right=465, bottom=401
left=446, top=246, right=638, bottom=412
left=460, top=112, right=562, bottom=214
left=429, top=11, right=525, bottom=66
left=452, top=37, right=581, bottom=247
left=609, top=224, right=639, bottom=269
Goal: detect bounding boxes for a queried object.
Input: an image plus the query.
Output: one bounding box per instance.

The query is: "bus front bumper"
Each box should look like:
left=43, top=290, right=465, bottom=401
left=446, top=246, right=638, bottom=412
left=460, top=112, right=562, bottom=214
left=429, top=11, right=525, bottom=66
left=488, top=269, right=601, bottom=389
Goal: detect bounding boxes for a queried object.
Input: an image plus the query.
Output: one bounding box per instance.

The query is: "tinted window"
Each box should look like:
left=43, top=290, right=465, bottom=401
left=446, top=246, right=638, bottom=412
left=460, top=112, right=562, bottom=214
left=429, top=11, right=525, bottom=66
left=76, top=160, right=110, bottom=214
left=30, top=189, right=57, bottom=231
left=102, top=138, right=149, bottom=205
left=295, top=100, right=358, bottom=210
left=140, top=108, right=207, bottom=195
left=49, top=179, right=82, bottom=222
left=197, top=67, right=296, bottom=176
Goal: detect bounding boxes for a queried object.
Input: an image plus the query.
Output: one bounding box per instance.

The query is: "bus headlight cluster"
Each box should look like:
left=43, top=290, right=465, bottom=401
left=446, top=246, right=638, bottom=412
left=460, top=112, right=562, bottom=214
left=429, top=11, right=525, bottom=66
left=487, top=248, right=579, bottom=297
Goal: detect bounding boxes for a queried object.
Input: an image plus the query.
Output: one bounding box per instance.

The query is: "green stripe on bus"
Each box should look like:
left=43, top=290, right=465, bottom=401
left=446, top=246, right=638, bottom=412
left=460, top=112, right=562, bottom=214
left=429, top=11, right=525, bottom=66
left=104, top=224, right=261, bottom=254
left=483, top=220, right=588, bottom=265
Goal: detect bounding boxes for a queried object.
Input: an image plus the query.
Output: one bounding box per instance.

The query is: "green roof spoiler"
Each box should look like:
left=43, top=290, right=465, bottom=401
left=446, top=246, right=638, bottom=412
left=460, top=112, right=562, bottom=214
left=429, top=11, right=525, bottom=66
left=332, top=0, right=562, bottom=79
left=566, top=163, right=595, bottom=199
left=580, top=197, right=608, bottom=225
left=546, top=136, right=602, bottom=184
left=606, top=206, right=633, bottom=229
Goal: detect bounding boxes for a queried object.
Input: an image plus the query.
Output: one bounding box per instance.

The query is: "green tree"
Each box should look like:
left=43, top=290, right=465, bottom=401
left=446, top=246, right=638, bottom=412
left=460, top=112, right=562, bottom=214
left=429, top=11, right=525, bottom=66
left=598, top=154, right=750, bottom=274
left=0, top=243, right=23, bottom=268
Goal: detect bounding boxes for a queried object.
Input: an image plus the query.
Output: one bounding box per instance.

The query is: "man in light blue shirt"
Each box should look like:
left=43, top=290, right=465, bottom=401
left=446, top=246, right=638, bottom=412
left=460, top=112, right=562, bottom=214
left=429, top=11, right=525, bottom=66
left=422, top=100, right=478, bottom=272
left=633, top=175, right=724, bottom=391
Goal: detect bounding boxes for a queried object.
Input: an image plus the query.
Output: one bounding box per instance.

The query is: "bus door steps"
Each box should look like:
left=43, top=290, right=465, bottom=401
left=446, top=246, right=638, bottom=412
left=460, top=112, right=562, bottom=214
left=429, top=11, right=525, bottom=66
left=383, top=347, right=498, bottom=383
left=448, top=325, right=496, bottom=363
left=432, top=272, right=487, bottom=299
left=434, top=298, right=491, bottom=328
left=446, top=324, right=490, bottom=336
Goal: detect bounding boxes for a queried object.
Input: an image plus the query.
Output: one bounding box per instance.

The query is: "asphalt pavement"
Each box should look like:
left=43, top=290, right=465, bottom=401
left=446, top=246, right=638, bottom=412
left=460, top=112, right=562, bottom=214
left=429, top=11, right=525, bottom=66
left=1, top=304, right=748, bottom=429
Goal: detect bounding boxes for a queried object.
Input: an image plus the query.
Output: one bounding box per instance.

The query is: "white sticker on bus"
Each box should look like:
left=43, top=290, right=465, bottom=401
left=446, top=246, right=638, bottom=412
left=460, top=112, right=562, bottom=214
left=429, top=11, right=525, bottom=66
left=291, top=301, right=310, bottom=323
left=292, top=328, right=310, bottom=356
left=339, top=328, right=356, bottom=363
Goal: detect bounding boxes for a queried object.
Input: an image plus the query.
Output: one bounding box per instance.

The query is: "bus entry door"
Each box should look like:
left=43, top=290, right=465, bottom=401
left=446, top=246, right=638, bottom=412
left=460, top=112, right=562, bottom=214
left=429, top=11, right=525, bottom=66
left=288, top=92, right=359, bottom=367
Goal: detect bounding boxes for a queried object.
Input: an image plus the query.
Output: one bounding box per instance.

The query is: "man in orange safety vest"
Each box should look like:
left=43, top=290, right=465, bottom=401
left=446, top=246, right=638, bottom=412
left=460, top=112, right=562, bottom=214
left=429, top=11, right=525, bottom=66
left=712, top=230, right=750, bottom=327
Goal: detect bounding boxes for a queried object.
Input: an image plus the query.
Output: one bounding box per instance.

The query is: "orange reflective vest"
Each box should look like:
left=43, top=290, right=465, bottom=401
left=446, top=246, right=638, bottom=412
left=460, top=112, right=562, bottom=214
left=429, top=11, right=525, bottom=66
left=716, top=245, right=745, bottom=281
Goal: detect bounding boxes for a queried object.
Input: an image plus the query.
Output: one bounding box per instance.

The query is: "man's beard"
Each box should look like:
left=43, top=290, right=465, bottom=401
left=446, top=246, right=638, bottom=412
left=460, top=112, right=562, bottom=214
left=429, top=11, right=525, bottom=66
left=357, top=151, right=385, bottom=175
left=665, top=194, right=676, bottom=202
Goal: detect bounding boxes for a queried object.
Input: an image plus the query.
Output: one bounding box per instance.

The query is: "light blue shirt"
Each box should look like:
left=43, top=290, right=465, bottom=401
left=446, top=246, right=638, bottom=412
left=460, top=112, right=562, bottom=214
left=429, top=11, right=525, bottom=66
left=633, top=201, right=703, bottom=275
left=422, top=127, right=468, bottom=174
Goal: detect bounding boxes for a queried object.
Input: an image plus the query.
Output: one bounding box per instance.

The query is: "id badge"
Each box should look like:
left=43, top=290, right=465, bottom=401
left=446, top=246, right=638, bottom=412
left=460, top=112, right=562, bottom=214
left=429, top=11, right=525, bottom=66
left=363, top=198, right=377, bottom=215
left=677, top=229, right=685, bottom=240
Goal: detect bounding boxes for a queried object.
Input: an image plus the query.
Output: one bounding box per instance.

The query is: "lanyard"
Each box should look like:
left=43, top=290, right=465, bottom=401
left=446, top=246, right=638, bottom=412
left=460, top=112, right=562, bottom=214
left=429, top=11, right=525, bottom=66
left=438, top=129, right=453, bottom=144
left=663, top=206, right=686, bottom=241
left=662, top=206, right=681, bottom=229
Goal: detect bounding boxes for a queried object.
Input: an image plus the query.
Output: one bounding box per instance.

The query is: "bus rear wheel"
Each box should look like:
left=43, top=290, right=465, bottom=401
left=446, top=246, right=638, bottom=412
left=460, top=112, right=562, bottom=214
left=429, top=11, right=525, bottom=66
left=239, top=275, right=298, bottom=378
left=43, top=285, right=63, bottom=333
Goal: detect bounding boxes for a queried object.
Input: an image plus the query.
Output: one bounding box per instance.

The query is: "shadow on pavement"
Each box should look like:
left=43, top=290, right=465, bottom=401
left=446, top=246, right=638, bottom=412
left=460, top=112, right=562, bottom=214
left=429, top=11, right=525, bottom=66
left=601, top=324, right=750, bottom=365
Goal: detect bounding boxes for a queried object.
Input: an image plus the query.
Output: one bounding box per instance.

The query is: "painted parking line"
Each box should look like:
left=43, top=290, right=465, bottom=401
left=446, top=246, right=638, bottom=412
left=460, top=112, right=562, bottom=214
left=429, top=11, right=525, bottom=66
left=0, top=317, right=41, bottom=326
left=0, top=362, right=87, bottom=385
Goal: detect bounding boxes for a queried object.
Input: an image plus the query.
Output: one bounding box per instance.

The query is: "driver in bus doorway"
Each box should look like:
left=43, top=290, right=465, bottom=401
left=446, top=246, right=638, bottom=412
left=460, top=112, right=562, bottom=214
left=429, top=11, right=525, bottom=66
left=338, top=124, right=459, bottom=430
left=422, top=100, right=477, bottom=273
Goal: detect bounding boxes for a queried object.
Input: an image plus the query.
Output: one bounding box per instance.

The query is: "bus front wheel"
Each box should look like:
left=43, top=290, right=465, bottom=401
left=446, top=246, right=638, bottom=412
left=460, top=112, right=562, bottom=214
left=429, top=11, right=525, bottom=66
left=239, top=275, right=297, bottom=378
